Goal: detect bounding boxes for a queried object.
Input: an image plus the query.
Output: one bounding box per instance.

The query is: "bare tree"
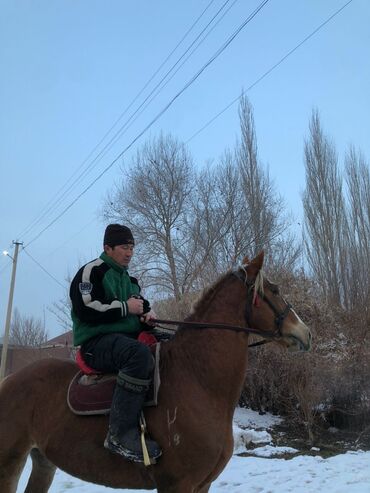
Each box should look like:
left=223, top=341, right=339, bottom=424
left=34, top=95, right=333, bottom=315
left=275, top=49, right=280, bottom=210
left=216, top=95, right=299, bottom=273
left=103, top=134, right=242, bottom=297
left=303, top=110, right=348, bottom=307
left=180, top=161, right=242, bottom=287
left=51, top=263, right=104, bottom=335
left=345, top=146, right=370, bottom=310
left=102, top=133, right=195, bottom=301
left=238, top=94, right=273, bottom=253
left=194, top=154, right=246, bottom=278
left=48, top=283, right=73, bottom=334
left=10, top=308, right=48, bottom=347
left=102, top=101, right=298, bottom=300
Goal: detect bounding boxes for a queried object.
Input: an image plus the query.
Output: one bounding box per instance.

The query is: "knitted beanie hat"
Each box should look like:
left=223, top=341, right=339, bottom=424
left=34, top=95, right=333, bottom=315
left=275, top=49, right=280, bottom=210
left=103, top=224, right=135, bottom=247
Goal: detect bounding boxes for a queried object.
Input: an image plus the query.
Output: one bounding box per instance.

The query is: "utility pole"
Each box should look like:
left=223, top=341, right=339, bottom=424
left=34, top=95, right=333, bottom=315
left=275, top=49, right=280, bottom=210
left=0, top=241, right=22, bottom=379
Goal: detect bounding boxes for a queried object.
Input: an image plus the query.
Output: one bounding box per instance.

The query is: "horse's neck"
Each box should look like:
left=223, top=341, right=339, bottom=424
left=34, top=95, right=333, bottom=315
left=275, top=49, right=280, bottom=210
left=168, top=277, right=249, bottom=408
left=175, top=329, right=249, bottom=405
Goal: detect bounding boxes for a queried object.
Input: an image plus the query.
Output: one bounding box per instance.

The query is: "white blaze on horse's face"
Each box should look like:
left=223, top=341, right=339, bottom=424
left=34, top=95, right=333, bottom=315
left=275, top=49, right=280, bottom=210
left=281, top=308, right=312, bottom=352
left=266, top=285, right=312, bottom=352
left=250, top=275, right=312, bottom=352
left=242, top=251, right=312, bottom=352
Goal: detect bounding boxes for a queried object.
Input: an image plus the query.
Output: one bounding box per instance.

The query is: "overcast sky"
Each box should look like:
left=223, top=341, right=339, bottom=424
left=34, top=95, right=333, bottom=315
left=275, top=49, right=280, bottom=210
left=1, top=0, right=369, bottom=339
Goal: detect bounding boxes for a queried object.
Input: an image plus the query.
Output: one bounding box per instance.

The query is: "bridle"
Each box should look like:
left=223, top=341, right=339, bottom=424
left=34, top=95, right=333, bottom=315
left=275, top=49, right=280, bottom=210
left=234, top=270, right=292, bottom=341
left=154, top=269, right=293, bottom=348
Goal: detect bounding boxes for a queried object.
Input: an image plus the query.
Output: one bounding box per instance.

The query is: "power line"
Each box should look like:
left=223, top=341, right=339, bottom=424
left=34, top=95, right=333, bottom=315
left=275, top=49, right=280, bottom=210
left=24, top=0, right=270, bottom=248
left=186, top=0, right=355, bottom=143
left=0, top=261, right=11, bottom=276
left=32, top=1, right=235, bottom=225
left=16, top=0, right=221, bottom=242
left=22, top=248, right=66, bottom=289
left=45, top=217, right=98, bottom=258
left=93, top=0, right=239, bottom=160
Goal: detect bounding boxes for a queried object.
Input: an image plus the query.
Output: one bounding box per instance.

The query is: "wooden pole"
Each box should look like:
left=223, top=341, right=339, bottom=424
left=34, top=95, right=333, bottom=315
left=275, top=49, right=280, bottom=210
left=0, top=241, right=22, bottom=379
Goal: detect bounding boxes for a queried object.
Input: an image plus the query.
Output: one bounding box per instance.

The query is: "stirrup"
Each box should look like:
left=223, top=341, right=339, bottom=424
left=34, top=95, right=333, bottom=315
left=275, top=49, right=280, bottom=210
left=104, top=415, right=161, bottom=466
left=139, top=412, right=158, bottom=466
left=104, top=435, right=158, bottom=465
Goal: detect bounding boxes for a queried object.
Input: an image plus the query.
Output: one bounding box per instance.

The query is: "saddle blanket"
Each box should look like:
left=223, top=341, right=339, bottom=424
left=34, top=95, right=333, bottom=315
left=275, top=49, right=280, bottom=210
left=67, top=343, right=161, bottom=416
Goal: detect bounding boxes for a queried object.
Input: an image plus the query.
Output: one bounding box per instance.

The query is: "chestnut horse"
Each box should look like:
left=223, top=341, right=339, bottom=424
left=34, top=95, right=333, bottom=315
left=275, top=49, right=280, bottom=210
left=0, top=252, right=311, bottom=493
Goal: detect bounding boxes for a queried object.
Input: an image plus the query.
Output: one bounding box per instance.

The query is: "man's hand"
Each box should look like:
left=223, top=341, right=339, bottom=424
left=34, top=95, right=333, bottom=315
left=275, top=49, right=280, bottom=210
left=140, top=310, right=157, bottom=326
left=127, top=297, right=144, bottom=315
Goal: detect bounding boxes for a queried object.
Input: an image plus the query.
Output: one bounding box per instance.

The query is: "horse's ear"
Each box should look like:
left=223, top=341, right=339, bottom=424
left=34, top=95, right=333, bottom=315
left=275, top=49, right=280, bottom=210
left=246, top=251, right=264, bottom=277
left=241, top=255, right=250, bottom=266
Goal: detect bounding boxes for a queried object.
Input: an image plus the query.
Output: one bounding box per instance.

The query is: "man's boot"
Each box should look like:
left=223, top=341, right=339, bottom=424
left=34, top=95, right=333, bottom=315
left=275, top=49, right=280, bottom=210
left=104, top=372, right=162, bottom=463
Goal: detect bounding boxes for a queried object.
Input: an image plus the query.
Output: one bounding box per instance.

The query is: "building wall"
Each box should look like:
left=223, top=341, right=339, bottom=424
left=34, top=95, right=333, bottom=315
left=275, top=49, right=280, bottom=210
left=0, top=345, right=75, bottom=377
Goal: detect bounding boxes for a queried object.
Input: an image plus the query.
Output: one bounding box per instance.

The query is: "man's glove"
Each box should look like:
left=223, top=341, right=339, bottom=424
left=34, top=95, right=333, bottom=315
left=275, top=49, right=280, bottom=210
left=130, top=294, right=151, bottom=314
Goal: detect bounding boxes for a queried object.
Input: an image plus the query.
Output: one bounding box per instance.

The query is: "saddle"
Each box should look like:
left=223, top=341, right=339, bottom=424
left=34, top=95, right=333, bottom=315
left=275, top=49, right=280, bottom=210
left=67, top=336, right=161, bottom=416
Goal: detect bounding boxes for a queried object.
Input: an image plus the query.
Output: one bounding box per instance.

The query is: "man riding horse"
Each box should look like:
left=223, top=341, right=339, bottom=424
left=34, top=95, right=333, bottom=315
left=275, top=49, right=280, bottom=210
left=69, top=223, right=162, bottom=463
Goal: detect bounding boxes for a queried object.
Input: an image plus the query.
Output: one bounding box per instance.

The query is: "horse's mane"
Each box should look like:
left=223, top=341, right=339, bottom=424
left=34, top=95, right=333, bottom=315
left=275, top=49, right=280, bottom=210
left=189, top=267, right=265, bottom=318
left=163, top=266, right=266, bottom=371
left=189, top=270, right=233, bottom=317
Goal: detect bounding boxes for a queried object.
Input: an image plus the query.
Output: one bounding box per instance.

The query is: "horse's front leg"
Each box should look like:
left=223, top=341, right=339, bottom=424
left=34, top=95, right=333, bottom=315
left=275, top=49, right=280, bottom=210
left=24, top=448, right=56, bottom=493
left=0, top=446, right=29, bottom=493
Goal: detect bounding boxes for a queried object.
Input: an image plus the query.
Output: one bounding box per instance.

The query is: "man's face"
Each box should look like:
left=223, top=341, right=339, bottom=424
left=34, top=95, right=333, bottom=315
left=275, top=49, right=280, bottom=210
left=105, top=244, right=134, bottom=267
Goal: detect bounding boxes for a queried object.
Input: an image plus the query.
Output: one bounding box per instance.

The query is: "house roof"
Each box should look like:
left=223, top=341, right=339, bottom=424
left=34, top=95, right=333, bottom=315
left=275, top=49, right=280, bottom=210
left=44, top=331, right=73, bottom=347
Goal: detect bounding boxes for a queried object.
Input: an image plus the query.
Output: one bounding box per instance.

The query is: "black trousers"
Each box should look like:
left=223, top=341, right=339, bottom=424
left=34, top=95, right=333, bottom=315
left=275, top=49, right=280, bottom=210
left=80, top=332, right=153, bottom=379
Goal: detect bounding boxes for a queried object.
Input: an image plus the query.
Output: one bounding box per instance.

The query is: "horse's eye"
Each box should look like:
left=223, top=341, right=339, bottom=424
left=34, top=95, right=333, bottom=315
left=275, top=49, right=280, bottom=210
left=271, top=285, right=280, bottom=295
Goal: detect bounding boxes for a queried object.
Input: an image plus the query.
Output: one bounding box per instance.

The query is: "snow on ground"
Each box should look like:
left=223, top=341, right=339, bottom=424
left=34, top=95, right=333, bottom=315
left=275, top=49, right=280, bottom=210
left=17, top=408, right=370, bottom=492
left=211, top=452, right=370, bottom=493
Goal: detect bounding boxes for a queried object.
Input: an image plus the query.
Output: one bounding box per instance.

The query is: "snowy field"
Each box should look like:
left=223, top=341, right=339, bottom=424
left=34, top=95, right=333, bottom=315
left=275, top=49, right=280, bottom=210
left=17, top=408, right=370, bottom=492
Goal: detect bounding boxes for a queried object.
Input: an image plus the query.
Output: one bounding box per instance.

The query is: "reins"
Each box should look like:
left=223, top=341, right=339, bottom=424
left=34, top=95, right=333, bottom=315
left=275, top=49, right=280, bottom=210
left=153, top=318, right=276, bottom=348
left=151, top=268, right=292, bottom=349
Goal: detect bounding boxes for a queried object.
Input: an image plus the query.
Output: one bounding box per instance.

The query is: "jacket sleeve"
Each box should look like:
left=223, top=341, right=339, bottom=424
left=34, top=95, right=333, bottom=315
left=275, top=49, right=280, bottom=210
left=70, top=260, right=127, bottom=325
left=129, top=276, right=151, bottom=313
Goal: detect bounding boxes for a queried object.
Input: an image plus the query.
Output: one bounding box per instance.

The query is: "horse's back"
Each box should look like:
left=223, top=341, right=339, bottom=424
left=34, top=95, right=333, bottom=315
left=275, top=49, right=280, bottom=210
left=0, top=358, right=77, bottom=432
left=7, top=356, right=76, bottom=378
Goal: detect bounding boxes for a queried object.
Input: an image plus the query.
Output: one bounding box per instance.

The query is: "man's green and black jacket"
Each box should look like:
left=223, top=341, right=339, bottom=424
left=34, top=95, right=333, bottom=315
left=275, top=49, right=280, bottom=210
left=70, top=252, right=147, bottom=346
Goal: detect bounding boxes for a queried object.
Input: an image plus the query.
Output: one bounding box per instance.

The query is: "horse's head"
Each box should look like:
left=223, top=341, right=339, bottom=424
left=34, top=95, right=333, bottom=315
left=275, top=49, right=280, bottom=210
left=239, top=251, right=312, bottom=352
